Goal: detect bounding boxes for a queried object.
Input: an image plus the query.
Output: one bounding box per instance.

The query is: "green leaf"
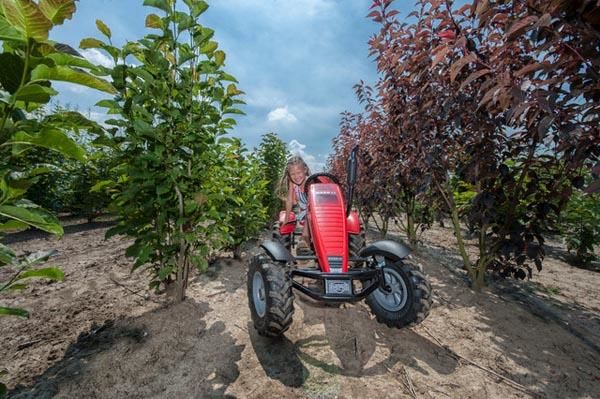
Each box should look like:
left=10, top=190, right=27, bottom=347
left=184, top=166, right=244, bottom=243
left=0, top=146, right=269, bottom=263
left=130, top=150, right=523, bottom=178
left=223, top=108, right=245, bottom=115
left=0, top=205, right=62, bottom=235
left=0, top=52, right=24, bottom=94
left=143, top=0, right=170, bottom=13
left=7, top=128, right=86, bottom=161
left=221, top=72, right=238, bottom=83
left=0, top=14, right=26, bottom=41
left=95, top=18, right=111, bottom=39
left=0, top=219, right=29, bottom=232
left=214, top=50, right=225, bottom=67
left=226, top=83, right=242, bottom=96
left=14, top=83, right=57, bottom=103
left=200, top=40, right=217, bottom=55
left=0, top=306, right=29, bottom=318
left=38, top=0, right=75, bottom=25
left=47, top=52, right=96, bottom=69
left=90, top=179, right=113, bottom=192
left=133, top=119, right=154, bottom=135
left=15, top=266, right=64, bottom=282
left=79, top=37, right=104, bottom=49
left=31, top=64, right=116, bottom=94
left=0, top=243, right=16, bottom=265
left=145, top=13, right=162, bottom=29
left=183, top=0, right=208, bottom=17
left=95, top=99, right=118, bottom=109
left=0, top=0, right=52, bottom=41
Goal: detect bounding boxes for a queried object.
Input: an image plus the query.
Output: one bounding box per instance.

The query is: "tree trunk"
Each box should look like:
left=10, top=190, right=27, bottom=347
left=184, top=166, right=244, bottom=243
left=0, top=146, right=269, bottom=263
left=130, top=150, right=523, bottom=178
left=233, top=244, right=242, bottom=260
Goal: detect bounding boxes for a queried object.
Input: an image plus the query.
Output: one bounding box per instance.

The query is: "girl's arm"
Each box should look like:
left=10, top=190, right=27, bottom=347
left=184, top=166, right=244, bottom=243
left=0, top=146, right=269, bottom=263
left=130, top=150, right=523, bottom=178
left=284, top=182, right=294, bottom=224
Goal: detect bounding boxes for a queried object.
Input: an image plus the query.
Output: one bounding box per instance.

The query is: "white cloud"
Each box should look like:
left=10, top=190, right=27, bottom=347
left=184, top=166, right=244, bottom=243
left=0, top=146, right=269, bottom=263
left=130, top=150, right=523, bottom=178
left=66, top=84, right=91, bottom=94
left=217, top=0, right=337, bottom=20
left=268, top=106, right=297, bottom=123
left=289, top=139, right=325, bottom=172
left=81, top=48, right=114, bottom=68
left=246, top=86, right=287, bottom=108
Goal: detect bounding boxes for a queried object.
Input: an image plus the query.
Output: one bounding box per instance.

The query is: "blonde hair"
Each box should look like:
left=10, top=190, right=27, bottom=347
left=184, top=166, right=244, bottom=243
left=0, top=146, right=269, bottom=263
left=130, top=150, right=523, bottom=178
left=276, top=155, right=311, bottom=200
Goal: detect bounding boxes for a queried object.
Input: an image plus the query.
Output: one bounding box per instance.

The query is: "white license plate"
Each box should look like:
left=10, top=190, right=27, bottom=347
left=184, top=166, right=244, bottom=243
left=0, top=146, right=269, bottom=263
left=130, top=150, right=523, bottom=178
left=325, top=279, right=351, bottom=295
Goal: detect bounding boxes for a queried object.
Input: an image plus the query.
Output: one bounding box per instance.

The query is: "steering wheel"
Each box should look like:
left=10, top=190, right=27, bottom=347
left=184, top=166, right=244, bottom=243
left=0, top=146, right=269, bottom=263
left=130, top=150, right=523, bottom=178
left=304, top=173, right=340, bottom=196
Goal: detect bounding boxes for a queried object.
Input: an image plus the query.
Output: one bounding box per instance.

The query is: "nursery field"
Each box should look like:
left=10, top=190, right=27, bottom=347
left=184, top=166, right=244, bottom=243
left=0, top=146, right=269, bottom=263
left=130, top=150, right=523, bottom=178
left=1, top=218, right=598, bottom=399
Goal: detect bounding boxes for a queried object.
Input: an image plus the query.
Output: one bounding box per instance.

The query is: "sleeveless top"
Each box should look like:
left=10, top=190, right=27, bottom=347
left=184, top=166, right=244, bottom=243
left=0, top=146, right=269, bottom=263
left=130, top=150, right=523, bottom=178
left=293, top=183, right=308, bottom=221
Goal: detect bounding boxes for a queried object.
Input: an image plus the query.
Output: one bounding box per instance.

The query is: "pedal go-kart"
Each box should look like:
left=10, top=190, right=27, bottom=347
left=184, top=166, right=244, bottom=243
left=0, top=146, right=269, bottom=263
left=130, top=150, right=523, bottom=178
left=247, top=147, right=432, bottom=337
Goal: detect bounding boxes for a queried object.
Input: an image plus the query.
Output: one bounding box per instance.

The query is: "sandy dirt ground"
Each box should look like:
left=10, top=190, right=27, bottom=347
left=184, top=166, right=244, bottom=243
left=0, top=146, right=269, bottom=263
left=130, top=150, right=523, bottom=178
left=1, top=218, right=599, bottom=398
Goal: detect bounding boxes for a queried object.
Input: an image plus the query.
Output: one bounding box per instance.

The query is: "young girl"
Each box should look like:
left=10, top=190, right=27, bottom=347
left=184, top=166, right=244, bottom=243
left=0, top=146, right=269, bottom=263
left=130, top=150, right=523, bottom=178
left=278, top=156, right=311, bottom=251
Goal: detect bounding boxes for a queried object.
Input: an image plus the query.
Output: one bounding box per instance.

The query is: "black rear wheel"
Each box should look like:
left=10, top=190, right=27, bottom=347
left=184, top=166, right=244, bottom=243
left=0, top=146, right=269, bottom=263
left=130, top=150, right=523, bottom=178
left=247, top=256, right=294, bottom=337
left=272, top=221, right=291, bottom=250
left=366, top=256, right=431, bottom=328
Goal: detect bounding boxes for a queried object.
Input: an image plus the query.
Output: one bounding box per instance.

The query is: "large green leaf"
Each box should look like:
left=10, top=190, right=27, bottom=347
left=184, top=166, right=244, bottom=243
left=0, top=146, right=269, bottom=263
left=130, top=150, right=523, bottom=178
left=95, top=18, right=111, bottom=39
left=0, top=13, right=26, bottom=41
left=0, top=52, right=24, bottom=94
left=143, top=0, right=171, bottom=13
left=183, top=0, right=208, bottom=18
left=31, top=64, right=116, bottom=93
left=145, top=13, right=162, bottom=29
left=0, top=0, right=52, bottom=41
left=15, top=266, right=64, bottom=282
left=14, top=83, right=57, bottom=103
left=200, top=40, right=217, bottom=55
left=6, top=128, right=86, bottom=161
left=214, top=50, right=225, bottom=67
left=38, top=0, right=75, bottom=25
left=0, top=306, right=29, bottom=318
left=0, top=219, right=29, bottom=232
left=0, top=205, right=62, bottom=235
left=47, top=52, right=96, bottom=69
left=79, top=37, right=104, bottom=49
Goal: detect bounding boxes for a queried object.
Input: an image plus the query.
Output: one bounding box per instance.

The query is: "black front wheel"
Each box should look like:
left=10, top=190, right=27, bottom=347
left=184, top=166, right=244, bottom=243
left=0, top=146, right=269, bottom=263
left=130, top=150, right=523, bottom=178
left=272, top=221, right=291, bottom=250
left=247, top=256, right=294, bottom=337
left=366, top=256, right=431, bottom=328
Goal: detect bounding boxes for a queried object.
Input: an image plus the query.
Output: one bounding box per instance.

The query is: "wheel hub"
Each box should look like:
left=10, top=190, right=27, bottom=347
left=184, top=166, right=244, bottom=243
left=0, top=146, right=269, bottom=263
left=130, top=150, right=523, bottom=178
left=374, top=267, right=408, bottom=312
left=252, top=271, right=267, bottom=317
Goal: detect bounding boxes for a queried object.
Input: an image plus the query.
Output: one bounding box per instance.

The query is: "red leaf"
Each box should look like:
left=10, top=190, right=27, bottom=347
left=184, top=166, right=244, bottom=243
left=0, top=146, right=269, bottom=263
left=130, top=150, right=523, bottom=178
left=506, top=16, right=539, bottom=40
left=459, top=68, right=491, bottom=90
left=438, top=29, right=456, bottom=41
left=515, top=62, right=549, bottom=77
left=431, top=44, right=451, bottom=68
left=450, top=52, right=477, bottom=82
left=367, top=10, right=381, bottom=20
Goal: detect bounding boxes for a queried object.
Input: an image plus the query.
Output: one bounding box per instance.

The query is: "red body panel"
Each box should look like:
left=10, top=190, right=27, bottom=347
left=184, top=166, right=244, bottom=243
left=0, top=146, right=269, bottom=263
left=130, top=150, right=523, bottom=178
left=307, top=183, right=348, bottom=272
left=346, top=211, right=361, bottom=234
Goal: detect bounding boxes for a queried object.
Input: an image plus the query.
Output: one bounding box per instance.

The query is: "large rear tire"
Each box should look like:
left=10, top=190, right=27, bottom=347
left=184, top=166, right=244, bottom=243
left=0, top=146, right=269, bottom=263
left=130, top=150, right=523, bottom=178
left=366, top=256, right=431, bottom=328
left=272, top=222, right=291, bottom=250
left=247, top=256, right=294, bottom=337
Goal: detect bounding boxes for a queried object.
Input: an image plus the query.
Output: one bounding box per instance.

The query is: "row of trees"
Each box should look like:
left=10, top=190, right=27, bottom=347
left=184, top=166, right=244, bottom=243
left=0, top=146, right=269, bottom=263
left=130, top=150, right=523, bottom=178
left=328, top=0, right=600, bottom=288
left=1, top=0, right=289, bottom=345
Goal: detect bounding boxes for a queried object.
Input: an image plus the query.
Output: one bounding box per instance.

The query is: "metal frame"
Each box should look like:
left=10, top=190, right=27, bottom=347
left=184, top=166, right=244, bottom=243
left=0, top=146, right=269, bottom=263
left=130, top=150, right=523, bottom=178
left=289, top=265, right=384, bottom=302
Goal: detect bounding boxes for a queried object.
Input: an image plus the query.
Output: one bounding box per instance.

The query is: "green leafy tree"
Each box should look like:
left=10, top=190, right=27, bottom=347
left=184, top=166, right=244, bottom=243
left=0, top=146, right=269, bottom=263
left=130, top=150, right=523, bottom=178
left=255, top=132, right=288, bottom=219
left=560, top=174, right=600, bottom=265
left=211, top=138, right=268, bottom=259
left=0, top=0, right=114, bottom=394
left=91, top=0, right=245, bottom=301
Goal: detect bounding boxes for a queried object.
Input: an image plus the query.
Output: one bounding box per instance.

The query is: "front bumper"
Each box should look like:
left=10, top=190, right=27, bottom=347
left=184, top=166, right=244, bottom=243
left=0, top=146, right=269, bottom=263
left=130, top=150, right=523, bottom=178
left=290, top=267, right=383, bottom=302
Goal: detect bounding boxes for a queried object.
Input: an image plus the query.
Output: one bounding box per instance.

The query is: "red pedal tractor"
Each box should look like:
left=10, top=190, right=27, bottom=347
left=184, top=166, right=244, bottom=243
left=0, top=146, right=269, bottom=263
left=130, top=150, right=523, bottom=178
left=247, top=147, right=432, bottom=337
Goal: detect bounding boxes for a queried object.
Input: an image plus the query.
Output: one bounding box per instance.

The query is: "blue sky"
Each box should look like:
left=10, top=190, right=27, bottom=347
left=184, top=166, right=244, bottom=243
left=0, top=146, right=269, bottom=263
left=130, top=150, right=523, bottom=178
left=50, top=0, right=388, bottom=171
